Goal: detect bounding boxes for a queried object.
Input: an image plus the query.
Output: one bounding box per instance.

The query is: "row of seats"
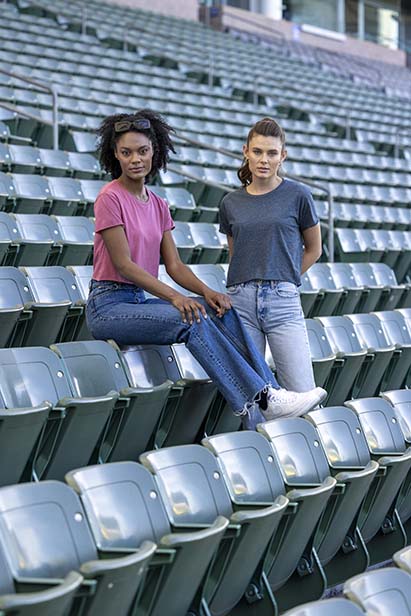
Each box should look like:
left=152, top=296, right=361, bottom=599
left=285, top=558, right=411, bottom=615
left=1, top=392, right=411, bottom=614
left=317, top=201, right=411, bottom=231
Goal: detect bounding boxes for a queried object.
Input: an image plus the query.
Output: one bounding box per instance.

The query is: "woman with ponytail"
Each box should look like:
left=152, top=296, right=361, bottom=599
left=219, top=117, right=322, bottom=426
left=86, top=110, right=326, bottom=429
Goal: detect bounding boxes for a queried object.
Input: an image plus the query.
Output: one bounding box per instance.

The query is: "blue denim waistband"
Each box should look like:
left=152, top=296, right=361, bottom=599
left=241, top=280, right=285, bottom=288
left=89, top=279, right=143, bottom=292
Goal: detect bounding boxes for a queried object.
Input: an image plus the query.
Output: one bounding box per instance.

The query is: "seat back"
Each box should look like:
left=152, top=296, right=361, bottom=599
left=344, top=567, right=411, bottom=615
left=306, top=264, right=339, bottom=291
left=140, top=444, right=233, bottom=525
left=188, top=222, right=221, bottom=247
left=345, top=397, right=407, bottom=455
left=66, top=462, right=170, bottom=548
left=373, top=310, right=411, bottom=345
left=189, top=264, right=226, bottom=293
left=67, top=265, right=93, bottom=300
left=0, top=481, right=96, bottom=578
left=54, top=216, right=94, bottom=242
left=13, top=213, right=58, bottom=241
left=316, top=316, right=365, bottom=354
left=283, top=597, right=364, bottom=616
left=51, top=340, right=129, bottom=395
left=21, top=266, right=83, bottom=303
left=370, top=263, right=399, bottom=286
left=258, top=418, right=331, bottom=484
left=0, top=212, right=20, bottom=241
left=345, top=313, right=393, bottom=350
left=350, top=262, right=380, bottom=287
left=381, top=390, right=411, bottom=444
left=0, top=346, right=72, bottom=408
left=202, top=431, right=286, bottom=503
left=121, top=344, right=181, bottom=387
left=327, top=263, right=359, bottom=289
left=307, top=406, right=371, bottom=468
left=305, top=318, right=334, bottom=359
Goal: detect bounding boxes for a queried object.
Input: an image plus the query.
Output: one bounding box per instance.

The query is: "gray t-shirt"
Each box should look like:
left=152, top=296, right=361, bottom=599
left=219, top=178, right=319, bottom=287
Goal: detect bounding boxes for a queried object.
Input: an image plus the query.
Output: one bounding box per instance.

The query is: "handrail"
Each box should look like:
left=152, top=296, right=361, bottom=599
left=174, top=132, right=335, bottom=261
left=223, top=10, right=285, bottom=42
left=0, top=68, right=59, bottom=149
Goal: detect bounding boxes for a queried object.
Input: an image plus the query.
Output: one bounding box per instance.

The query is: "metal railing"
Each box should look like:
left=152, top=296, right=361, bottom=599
left=175, top=131, right=335, bottom=260
left=0, top=68, right=59, bottom=149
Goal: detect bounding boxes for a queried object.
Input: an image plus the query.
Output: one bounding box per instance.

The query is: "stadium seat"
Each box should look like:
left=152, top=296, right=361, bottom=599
left=203, top=430, right=337, bottom=611
left=150, top=185, right=197, bottom=221
left=0, top=536, right=83, bottom=616
left=325, top=262, right=363, bottom=314
left=12, top=213, right=59, bottom=266
left=305, top=318, right=337, bottom=389
left=188, top=222, right=225, bottom=264
left=350, top=262, right=385, bottom=313
left=171, top=221, right=196, bottom=263
left=53, top=215, right=94, bottom=265
left=369, top=262, right=405, bottom=311
left=303, top=264, right=343, bottom=317
left=38, top=147, right=71, bottom=177
left=371, top=310, right=411, bottom=390
left=10, top=173, right=51, bottom=213
left=66, top=461, right=228, bottom=616
left=0, top=481, right=156, bottom=616
left=282, top=597, right=364, bottom=616
left=344, top=567, right=411, bottom=615
left=47, top=176, right=85, bottom=215
left=141, top=443, right=287, bottom=616
left=258, top=417, right=376, bottom=587
left=0, top=345, right=117, bottom=481
left=52, top=340, right=172, bottom=461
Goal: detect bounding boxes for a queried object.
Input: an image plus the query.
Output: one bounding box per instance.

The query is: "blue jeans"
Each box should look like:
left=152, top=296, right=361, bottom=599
left=227, top=281, right=315, bottom=392
left=86, top=280, right=278, bottom=425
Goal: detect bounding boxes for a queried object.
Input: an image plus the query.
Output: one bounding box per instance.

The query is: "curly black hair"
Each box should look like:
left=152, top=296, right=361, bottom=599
left=96, top=108, right=176, bottom=181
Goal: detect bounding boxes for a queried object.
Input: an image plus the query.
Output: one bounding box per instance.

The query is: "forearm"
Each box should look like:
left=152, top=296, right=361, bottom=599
left=165, top=261, right=208, bottom=296
left=117, top=259, right=180, bottom=301
left=301, top=248, right=322, bottom=274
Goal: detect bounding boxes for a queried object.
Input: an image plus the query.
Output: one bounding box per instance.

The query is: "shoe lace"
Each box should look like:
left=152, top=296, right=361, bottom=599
left=267, top=388, right=299, bottom=405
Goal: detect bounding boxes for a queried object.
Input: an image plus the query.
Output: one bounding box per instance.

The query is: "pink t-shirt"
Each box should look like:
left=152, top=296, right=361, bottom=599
left=93, top=179, right=174, bottom=283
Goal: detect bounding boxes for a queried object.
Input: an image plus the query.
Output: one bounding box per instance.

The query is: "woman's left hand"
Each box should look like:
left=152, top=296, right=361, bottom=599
left=203, top=289, right=232, bottom=318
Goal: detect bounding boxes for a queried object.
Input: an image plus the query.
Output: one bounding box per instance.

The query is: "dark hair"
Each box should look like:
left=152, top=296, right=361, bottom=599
left=238, top=117, right=286, bottom=186
left=97, top=108, right=176, bottom=181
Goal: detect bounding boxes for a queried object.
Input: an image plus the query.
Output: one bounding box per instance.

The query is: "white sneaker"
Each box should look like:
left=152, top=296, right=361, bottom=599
left=261, top=387, right=327, bottom=421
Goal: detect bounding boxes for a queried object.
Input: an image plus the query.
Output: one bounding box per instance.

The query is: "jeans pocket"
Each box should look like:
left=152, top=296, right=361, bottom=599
left=275, top=282, right=299, bottom=298
left=226, top=284, right=241, bottom=295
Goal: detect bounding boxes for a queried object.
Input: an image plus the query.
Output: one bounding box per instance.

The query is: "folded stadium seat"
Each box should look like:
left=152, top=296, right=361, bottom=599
left=158, top=168, right=187, bottom=188
left=140, top=443, right=288, bottom=616
left=391, top=230, right=411, bottom=284
left=0, top=345, right=118, bottom=481
left=344, top=313, right=396, bottom=397
left=38, top=147, right=72, bottom=177
left=282, top=597, right=364, bottom=616
left=0, top=171, right=16, bottom=211
left=393, top=208, right=411, bottom=231
left=350, top=262, right=385, bottom=313
left=52, top=340, right=171, bottom=461
left=202, top=431, right=337, bottom=612
left=350, top=204, right=373, bottom=229
left=345, top=397, right=411, bottom=558
left=314, top=316, right=368, bottom=405
left=333, top=202, right=353, bottom=228
left=299, top=274, right=320, bottom=317
left=10, top=173, right=51, bottom=214
left=67, top=151, right=102, bottom=179
left=150, top=185, right=197, bottom=221
left=258, top=417, right=376, bottom=589
left=334, top=228, right=368, bottom=263
left=372, top=229, right=402, bottom=269
left=66, top=461, right=228, bottom=616
left=52, top=215, right=94, bottom=266
left=305, top=318, right=337, bottom=390
left=307, top=403, right=409, bottom=569
left=62, top=130, right=97, bottom=153
left=7, top=144, right=42, bottom=174
left=0, top=538, right=83, bottom=616
left=0, top=211, right=15, bottom=266
left=78, top=179, right=107, bottom=216
left=120, top=341, right=218, bottom=448
left=187, top=222, right=224, bottom=264
left=21, top=266, right=85, bottom=343
left=344, top=567, right=411, bottom=615
left=171, top=221, right=196, bottom=263
left=379, top=206, right=398, bottom=230
left=66, top=265, right=92, bottom=301
left=326, top=263, right=363, bottom=314
left=371, top=310, right=411, bottom=390
left=370, top=262, right=406, bottom=310
left=194, top=204, right=219, bottom=223
left=355, top=228, right=385, bottom=262
left=11, top=213, right=59, bottom=266
left=0, top=481, right=156, bottom=616
left=47, top=176, right=85, bottom=216
left=190, top=263, right=227, bottom=293
left=304, top=263, right=345, bottom=316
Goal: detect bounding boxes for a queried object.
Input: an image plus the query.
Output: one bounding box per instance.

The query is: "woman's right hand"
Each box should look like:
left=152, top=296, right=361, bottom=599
left=170, top=294, right=208, bottom=324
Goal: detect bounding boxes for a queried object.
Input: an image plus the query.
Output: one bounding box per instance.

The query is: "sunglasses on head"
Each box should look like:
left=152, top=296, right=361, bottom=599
left=114, top=118, right=151, bottom=133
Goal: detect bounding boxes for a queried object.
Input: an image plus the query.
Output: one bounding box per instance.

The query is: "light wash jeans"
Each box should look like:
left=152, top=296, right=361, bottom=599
left=86, top=280, right=278, bottom=427
left=226, top=280, right=315, bottom=393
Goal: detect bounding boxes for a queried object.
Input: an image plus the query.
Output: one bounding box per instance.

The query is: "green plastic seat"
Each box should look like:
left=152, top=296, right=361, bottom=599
left=0, top=346, right=117, bottom=481
left=344, top=567, right=411, bottom=615
left=305, top=318, right=337, bottom=390
left=344, top=313, right=396, bottom=397
left=66, top=461, right=228, bottom=616
left=0, top=535, right=83, bottom=616
left=171, top=221, right=196, bottom=263
left=10, top=173, right=51, bottom=214
left=345, top=397, right=411, bottom=562
left=304, top=264, right=344, bottom=317
left=0, top=480, right=156, bottom=616
left=372, top=310, right=411, bottom=390
left=52, top=215, right=94, bottom=266
left=12, top=213, right=57, bottom=266
left=315, top=316, right=368, bottom=405
left=53, top=340, right=172, bottom=461
left=326, top=263, right=363, bottom=314
left=203, top=431, right=337, bottom=613
left=350, top=262, right=385, bottom=313
left=259, top=416, right=377, bottom=587
left=187, top=222, right=224, bottom=264
left=141, top=443, right=287, bottom=616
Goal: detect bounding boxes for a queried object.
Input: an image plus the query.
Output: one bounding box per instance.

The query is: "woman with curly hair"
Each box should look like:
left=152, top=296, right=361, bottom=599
left=86, top=109, right=326, bottom=428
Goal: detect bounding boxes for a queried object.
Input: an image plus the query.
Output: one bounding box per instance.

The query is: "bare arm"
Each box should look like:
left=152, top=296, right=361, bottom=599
left=301, top=223, right=322, bottom=274
left=227, top=235, right=234, bottom=261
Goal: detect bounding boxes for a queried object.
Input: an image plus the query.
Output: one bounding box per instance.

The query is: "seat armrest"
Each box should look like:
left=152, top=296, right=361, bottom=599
left=1, top=572, right=83, bottom=609
left=161, top=515, right=229, bottom=548
left=80, top=540, right=156, bottom=577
